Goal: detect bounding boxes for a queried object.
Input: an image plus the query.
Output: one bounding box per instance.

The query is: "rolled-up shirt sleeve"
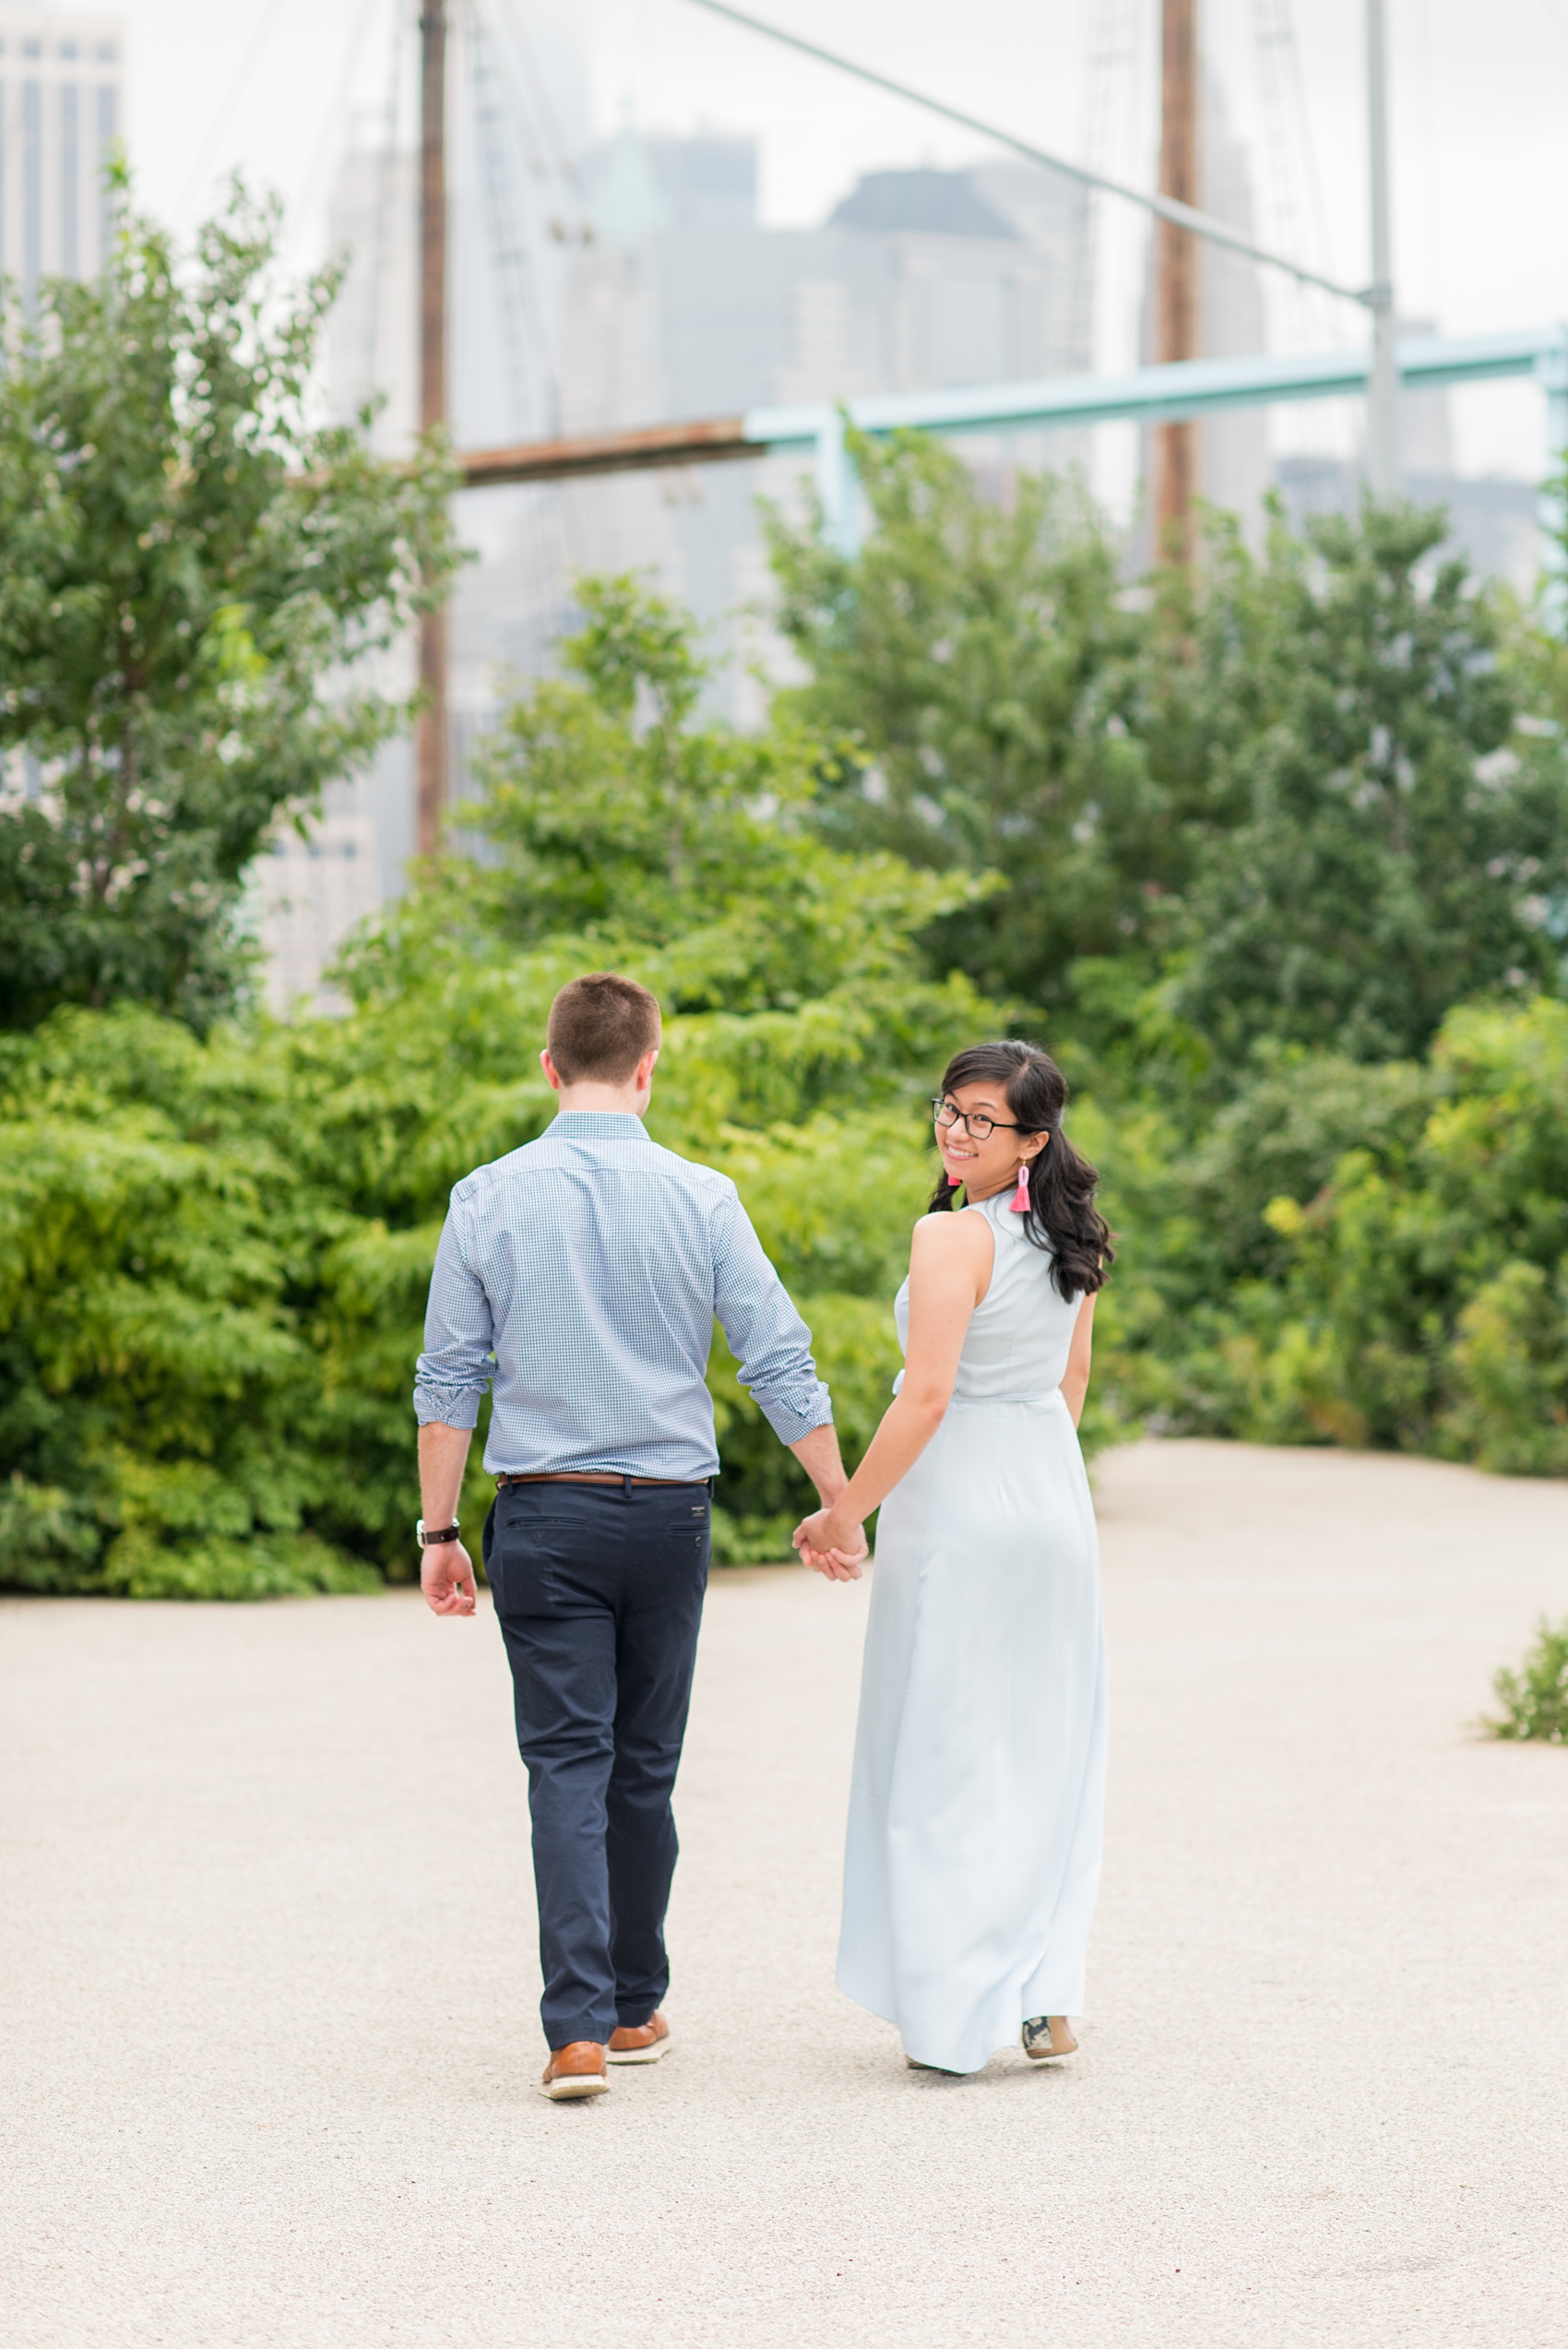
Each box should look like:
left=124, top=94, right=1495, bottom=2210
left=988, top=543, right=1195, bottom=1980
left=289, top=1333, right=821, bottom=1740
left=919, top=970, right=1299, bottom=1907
left=710, top=1187, right=833, bottom=1445
left=412, top=1202, right=495, bottom=1430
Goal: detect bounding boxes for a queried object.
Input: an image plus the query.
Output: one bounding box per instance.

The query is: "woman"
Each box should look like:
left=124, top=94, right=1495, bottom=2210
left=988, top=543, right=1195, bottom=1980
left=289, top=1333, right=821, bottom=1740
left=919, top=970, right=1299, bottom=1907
left=795, top=1040, right=1111, bottom=2078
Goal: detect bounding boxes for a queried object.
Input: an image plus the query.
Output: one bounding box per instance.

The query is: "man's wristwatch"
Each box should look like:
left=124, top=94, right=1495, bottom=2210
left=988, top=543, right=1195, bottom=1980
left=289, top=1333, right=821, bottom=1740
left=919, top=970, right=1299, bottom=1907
left=416, top=1518, right=461, bottom=1548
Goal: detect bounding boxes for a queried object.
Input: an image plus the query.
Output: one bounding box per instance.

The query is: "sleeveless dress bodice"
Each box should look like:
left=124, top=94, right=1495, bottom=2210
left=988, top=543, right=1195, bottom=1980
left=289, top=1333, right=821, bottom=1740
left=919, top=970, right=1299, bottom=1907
left=893, top=1189, right=1084, bottom=1401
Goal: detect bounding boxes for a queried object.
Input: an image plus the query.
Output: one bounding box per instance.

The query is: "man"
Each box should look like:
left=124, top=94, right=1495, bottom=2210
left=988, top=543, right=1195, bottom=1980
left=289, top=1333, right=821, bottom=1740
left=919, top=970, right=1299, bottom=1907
left=413, top=972, right=863, bottom=2101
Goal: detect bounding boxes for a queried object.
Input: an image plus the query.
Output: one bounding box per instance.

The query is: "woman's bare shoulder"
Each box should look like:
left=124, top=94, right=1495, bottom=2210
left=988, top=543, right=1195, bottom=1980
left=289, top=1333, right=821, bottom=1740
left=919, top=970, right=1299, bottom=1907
left=909, top=1204, right=994, bottom=1306
left=910, top=1208, right=995, bottom=1258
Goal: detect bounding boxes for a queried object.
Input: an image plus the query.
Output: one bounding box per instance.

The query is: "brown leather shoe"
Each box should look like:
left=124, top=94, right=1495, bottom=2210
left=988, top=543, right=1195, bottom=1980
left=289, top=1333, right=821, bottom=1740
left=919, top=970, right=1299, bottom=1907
left=540, top=2041, right=610, bottom=2101
left=606, top=2009, right=671, bottom=2065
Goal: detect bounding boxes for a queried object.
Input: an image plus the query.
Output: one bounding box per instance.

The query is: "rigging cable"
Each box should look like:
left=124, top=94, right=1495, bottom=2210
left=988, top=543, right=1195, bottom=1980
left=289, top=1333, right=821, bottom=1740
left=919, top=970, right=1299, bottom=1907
left=1066, top=0, right=1144, bottom=377
left=362, top=0, right=408, bottom=442
left=285, top=0, right=398, bottom=280
left=175, top=0, right=286, bottom=224
left=469, top=0, right=554, bottom=435
left=675, top=0, right=1370, bottom=305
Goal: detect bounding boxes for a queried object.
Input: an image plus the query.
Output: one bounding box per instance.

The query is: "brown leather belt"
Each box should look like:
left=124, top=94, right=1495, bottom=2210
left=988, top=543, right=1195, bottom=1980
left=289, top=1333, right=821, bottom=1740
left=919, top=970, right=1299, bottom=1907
left=495, top=1472, right=707, bottom=1489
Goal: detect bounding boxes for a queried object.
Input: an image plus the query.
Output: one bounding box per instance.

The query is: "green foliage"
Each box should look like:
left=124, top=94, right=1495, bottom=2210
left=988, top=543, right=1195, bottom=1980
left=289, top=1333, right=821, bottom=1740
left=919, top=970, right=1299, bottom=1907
left=770, top=446, right=1568, bottom=1079
left=0, top=1005, right=398, bottom=1594
left=1486, top=1616, right=1568, bottom=1743
left=1086, top=996, right=1568, bottom=1464
left=14, top=393, right=1568, bottom=1601
left=0, top=579, right=996, bottom=1592
left=379, top=576, right=999, bottom=1542
left=1159, top=504, right=1568, bottom=1065
left=764, top=446, right=1568, bottom=1494
left=0, top=175, right=460, bottom=1032
left=765, top=432, right=1159, bottom=1012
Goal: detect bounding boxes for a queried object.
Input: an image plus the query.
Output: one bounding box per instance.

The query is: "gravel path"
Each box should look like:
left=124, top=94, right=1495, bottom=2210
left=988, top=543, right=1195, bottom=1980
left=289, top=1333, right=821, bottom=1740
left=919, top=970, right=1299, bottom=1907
left=5, top=1439, right=1568, bottom=2347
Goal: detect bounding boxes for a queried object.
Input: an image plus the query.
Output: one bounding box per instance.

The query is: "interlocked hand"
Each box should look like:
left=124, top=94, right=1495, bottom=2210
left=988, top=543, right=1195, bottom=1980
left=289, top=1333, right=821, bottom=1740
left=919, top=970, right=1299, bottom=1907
left=792, top=1509, right=868, bottom=1582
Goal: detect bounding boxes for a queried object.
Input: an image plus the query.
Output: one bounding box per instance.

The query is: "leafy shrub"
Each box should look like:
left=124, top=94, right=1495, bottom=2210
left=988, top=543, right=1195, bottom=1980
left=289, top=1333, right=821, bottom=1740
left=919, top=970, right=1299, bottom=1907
left=1486, top=1617, right=1568, bottom=1743
left=1087, top=997, right=1568, bottom=1471
left=1444, top=1262, right=1568, bottom=1476
left=0, top=1474, right=379, bottom=1599
left=0, top=582, right=999, bottom=1592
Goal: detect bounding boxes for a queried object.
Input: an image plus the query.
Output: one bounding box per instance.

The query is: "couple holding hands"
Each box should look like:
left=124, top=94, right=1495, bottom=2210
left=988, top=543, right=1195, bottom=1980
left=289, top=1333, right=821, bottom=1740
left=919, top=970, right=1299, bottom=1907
left=414, top=972, right=1111, bottom=2096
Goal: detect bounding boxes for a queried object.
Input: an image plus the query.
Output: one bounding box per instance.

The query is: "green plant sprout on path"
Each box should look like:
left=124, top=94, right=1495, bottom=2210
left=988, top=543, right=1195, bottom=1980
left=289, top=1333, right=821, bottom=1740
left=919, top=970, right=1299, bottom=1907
left=1486, top=1617, right=1568, bottom=1744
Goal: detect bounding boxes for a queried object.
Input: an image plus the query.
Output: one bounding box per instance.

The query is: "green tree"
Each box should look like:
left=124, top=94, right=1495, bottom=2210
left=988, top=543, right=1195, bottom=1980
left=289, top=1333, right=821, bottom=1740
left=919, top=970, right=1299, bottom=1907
left=767, top=450, right=1568, bottom=1075
left=349, top=576, right=1004, bottom=1549
left=764, top=430, right=1165, bottom=1013
left=0, top=177, right=459, bottom=1032
left=1094, top=996, right=1568, bottom=1462
left=0, top=579, right=999, bottom=1593
left=1154, top=503, right=1568, bottom=1065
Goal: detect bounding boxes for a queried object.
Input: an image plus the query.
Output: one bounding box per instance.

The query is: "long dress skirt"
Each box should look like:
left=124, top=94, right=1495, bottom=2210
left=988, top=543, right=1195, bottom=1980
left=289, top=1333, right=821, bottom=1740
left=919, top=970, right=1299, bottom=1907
left=836, top=1388, right=1108, bottom=2076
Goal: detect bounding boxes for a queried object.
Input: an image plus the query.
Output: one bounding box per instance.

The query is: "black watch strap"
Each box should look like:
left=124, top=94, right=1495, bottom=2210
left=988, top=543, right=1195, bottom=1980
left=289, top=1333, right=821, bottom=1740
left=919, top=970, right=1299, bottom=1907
left=416, top=1519, right=461, bottom=1547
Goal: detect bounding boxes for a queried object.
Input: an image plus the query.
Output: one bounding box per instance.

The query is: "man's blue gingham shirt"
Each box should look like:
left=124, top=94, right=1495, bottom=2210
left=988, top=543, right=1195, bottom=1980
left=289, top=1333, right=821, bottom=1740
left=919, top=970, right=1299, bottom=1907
left=413, top=1112, right=833, bottom=1481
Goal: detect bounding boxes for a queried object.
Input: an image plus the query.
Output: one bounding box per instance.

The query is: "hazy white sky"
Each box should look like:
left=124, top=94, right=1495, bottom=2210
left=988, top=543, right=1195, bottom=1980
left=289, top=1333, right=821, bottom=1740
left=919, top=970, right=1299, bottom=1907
left=103, top=0, right=1568, bottom=480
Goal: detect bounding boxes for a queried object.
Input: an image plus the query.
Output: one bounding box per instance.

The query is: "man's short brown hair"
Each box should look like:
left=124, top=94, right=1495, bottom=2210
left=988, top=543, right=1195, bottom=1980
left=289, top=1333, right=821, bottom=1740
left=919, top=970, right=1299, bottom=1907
left=546, top=972, right=662, bottom=1085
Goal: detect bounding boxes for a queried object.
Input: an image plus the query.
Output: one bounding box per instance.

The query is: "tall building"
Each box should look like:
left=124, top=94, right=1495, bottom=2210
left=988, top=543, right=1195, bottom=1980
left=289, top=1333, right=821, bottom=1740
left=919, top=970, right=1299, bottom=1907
left=264, top=9, right=590, bottom=1012
left=274, top=127, right=1098, bottom=1012
left=1275, top=330, right=1540, bottom=595
left=1274, top=450, right=1538, bottom=593
left=0, top=6, right=122, bottom=293
left=0, top=9, right=120, bottom=825
left=1277, top=316, right=1539, bottom=596
left=557, top=139, right=1095, bottom=716
left=247, top=812, right=382, bottom=1019
left=252, top=144, right=417, bottom=1012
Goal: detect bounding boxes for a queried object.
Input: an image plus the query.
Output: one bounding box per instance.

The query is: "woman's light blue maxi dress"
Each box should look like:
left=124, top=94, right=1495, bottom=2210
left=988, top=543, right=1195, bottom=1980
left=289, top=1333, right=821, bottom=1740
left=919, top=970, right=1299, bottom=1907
left=837, top=1187, right=1108, bottom=2076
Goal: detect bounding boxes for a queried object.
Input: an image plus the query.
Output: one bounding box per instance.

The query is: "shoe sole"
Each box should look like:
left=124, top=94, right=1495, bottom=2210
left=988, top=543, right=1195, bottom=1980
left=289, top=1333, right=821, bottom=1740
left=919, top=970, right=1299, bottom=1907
left=1023, top=2037, right=1078, bottom=2062
left=540, top=2073, right=610, bottom=2101
left=606, top=2040, right=670, bottom=2065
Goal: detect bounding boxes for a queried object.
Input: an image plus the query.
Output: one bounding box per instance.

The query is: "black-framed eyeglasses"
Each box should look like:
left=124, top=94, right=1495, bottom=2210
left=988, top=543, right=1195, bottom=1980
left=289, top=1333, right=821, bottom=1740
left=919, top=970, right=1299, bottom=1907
left=932, top=1096, right=1025, bottom=1142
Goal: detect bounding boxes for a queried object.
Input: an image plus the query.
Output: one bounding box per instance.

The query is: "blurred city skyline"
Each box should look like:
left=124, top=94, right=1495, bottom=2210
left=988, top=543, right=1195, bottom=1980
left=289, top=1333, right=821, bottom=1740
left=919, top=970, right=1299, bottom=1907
left=28, top=0, right=1562, bottom=1006
left=98, top=0, right=1568, bottom=483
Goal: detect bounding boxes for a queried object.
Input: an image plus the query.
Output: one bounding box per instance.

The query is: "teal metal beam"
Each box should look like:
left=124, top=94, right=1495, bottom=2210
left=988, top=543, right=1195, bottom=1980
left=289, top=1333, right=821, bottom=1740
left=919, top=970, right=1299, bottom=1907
left=742, top=326, right=1568, bottom=554
left=745, top=327, right=1568, bottom=451
left=456, top=325, right=1568, bottom=571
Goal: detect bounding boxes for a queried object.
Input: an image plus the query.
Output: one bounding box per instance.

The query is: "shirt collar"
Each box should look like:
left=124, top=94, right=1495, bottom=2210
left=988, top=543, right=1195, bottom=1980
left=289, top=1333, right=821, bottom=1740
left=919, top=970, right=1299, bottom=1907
left=549, top=1112, right=651, bottom=1141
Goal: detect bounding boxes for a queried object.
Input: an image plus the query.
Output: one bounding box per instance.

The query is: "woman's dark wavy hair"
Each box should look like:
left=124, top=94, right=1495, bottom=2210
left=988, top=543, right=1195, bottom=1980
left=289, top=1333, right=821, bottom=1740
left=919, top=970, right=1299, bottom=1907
left=927, top=1039, right=1112, bottom=1303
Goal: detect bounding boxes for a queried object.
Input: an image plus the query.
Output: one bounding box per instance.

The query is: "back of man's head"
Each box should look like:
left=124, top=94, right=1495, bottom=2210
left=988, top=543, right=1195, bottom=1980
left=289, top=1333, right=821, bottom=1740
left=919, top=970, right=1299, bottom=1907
left=547, top=972, right=662, bottom=1085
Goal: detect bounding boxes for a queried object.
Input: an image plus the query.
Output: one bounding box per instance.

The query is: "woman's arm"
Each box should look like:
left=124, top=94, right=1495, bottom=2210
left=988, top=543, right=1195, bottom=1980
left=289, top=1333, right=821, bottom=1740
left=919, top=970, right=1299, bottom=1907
left=794, top=1210, right=992, bottom=1572
left=1060, top=1292, right=1097, bottom=1429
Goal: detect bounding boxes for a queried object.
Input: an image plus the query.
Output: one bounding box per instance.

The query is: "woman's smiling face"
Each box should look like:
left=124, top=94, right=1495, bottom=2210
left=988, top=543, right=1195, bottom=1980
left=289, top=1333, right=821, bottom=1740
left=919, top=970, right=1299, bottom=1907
left=934, top=1079, right=1046, bottom=1202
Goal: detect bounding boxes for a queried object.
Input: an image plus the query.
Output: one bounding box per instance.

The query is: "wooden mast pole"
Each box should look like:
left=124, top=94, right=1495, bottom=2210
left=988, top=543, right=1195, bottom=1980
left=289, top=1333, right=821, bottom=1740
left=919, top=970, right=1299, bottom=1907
left=416, top=0, right=449, bottom=859
left=1155, top=0, right=1199, bottom=558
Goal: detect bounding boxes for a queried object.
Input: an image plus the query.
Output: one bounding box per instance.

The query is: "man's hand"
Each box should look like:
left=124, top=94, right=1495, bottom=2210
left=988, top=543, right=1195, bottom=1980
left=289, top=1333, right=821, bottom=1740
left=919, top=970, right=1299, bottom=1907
left=421, top=1540, right=478, bottom=1616
left=792, top=1508, right=868, bottom=1582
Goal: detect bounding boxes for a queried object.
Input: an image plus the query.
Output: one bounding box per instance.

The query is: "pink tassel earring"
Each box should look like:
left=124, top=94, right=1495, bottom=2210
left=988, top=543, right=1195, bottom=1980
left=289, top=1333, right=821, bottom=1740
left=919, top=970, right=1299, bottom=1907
left=1010, top=1163, right=1032, bottom=1213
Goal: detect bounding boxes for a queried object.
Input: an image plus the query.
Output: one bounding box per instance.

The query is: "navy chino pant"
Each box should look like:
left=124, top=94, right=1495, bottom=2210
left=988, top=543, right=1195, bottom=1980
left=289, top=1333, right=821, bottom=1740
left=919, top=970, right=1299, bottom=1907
left=482, top=1478, right=711, bottom=2050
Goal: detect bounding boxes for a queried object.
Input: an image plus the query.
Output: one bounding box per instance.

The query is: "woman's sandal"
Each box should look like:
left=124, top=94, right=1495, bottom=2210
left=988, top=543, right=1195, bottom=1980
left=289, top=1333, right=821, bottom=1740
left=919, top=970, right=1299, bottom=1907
left=1021, top=2015, right=1078, bottom=2061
